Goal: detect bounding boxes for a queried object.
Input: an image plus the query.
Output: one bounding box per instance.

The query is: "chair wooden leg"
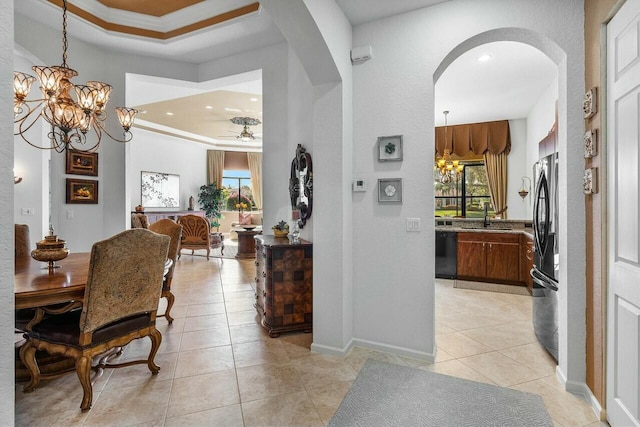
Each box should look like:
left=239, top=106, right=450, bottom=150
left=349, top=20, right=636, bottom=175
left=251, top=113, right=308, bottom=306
left=206, top=247, right=210, bottom=260
left=19, top=340, right=40, bottom=392
left=164, top=292, right=175, bottom=324
left=147, top=329, right=162, bottom=374
left=76, top=355, right=93, bottom=411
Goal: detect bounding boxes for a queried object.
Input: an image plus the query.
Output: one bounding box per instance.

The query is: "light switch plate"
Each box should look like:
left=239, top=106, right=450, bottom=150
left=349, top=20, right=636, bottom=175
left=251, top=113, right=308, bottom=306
left=407, top=217, right=421, bottom=231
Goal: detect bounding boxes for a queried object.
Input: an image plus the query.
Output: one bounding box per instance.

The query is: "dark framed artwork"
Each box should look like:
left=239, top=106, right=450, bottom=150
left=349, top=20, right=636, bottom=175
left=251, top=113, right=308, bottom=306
left=66, top=150, right=98, bottom=176
left=66, top=178, right=99, bottom=204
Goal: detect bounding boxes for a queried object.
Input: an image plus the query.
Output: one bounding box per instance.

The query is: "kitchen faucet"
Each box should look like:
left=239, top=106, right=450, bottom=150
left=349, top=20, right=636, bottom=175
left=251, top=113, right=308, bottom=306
left=483, top=203, right=490, bottom=227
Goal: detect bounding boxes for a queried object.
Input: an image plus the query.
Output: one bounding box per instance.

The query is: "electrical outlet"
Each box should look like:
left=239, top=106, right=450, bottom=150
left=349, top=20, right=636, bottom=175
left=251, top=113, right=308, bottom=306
left=66, top=209, right=74, bottom=220
left=406, top=217, right=421, bottom=232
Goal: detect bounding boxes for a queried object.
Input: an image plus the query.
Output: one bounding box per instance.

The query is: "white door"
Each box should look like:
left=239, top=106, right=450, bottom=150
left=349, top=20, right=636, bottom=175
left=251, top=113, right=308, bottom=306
left=607, top=0, right=640, bottom=425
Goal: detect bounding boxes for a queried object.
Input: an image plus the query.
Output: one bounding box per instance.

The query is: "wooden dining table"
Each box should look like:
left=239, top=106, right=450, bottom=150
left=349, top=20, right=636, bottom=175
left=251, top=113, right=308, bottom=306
left=15, top=252, right=91, bottom=310
left=15, top=252, right=172, bottom=310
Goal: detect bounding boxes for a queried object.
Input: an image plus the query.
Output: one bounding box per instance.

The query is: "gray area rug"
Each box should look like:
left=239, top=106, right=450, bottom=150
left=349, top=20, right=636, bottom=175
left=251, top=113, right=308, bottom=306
left=328, top=359, right=552, bottom=427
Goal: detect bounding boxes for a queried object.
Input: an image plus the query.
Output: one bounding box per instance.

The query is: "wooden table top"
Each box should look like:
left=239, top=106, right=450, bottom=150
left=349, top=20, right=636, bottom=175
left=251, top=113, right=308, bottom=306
left=15, top=253, right=90, bottom=310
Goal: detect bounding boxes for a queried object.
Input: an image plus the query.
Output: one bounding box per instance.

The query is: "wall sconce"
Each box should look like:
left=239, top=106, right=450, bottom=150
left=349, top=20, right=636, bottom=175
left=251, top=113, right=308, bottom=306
left=518, top=176, right=531, bottom=199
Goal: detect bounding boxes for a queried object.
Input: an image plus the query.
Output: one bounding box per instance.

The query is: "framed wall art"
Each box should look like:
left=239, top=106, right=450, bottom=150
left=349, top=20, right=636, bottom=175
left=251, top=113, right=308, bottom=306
left=378, top=178, right=402, bottom=203
left=377, top=135, right=403, bottom=162
left=141, top=171, right=180, bottom=208
left=584, top=129, right=597, bottom=158
left=66, top=178, right=99, bottom=204
left=66, top=150, right=98, bottom=176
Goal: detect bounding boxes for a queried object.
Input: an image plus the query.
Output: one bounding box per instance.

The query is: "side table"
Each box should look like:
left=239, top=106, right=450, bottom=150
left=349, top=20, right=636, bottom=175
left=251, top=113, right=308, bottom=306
left=236, top=230, right=261, bottom=258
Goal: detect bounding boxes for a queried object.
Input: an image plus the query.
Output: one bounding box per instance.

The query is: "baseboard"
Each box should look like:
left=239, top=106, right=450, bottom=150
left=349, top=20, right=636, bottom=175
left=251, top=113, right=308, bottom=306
left=310, top=338, right=354, bottom=358
left=311, top=337, right=435, bottom=363
left=556, top=366, right=605, bottom=420
left=351, top=338, right=435, bottom=363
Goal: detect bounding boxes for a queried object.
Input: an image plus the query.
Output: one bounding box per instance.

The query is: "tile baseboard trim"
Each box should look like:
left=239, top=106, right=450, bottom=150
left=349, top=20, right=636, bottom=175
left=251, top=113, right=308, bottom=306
left=311, top=338, right=354, bottom=358
left=350, top=338, right=435, bottom=363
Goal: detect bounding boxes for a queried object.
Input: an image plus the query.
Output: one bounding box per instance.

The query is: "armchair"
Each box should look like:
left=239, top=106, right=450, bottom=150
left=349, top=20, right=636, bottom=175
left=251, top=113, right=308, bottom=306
left=19, top=229, right=170, bottom=411
left=177, top=214, right=211, bottom=260
left=148, top=219, right=182, bottom=324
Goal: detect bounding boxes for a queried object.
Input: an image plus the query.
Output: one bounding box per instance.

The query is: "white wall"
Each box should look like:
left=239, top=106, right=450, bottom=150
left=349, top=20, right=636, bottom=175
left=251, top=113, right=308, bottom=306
left=350, top=0, right=585, bottom=379
left=129, top=128, right=210, bottom=211
left=507, top=119, right=531, bottom=220
left=0, top=2, right=15, bottom=422
left=527, top=75, right=559, bottom=168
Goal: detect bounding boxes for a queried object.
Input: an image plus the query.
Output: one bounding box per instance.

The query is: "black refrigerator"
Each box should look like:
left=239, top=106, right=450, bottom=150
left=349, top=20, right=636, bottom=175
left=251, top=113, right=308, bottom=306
left=531, top=152, right=559, bottom=361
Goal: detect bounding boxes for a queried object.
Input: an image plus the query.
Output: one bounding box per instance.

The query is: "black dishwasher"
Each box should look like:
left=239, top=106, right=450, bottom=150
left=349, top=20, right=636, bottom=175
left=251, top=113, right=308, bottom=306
left=435, top=231, right=457, bottom=279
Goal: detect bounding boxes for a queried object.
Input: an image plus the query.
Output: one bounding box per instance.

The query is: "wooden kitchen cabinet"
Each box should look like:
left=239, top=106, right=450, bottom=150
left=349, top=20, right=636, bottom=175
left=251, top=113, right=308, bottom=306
left=519, top=233, right=534, bottom=292
left=457, top=232, right=521, bottom=285
left=254, top=235, right=312, bottom=337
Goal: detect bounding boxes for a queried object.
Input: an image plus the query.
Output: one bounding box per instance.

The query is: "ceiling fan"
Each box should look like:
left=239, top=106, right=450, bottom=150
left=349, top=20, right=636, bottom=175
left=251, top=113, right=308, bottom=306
left=229, top=116, right=261, bottom=141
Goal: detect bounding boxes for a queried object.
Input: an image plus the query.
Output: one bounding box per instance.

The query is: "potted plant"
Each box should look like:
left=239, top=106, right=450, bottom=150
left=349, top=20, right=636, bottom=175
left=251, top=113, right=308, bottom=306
left=198, top=183, right=224, bottom=231
left=272, top=220, right=289, bottom=237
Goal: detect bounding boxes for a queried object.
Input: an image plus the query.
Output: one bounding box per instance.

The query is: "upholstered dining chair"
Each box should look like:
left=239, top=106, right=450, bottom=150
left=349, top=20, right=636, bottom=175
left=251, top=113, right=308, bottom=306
left=15, top=224, right=30, bottom=257
left=177, top=214, right=211, bottom=260
left=148, top=219, right=182, bottom=324
left=131, top=213, right=149, bottom=229
left=20, top=229, right=170, bottom=411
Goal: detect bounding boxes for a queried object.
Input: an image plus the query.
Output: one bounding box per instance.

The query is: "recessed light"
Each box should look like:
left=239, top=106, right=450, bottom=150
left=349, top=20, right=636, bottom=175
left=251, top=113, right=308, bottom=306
left=478, top=54, right=492, bottom=62
left=166, top=112, right=174, bottom=116
left=205, top=105, right=213, bottom=109
left=250, top=97, right=258, bottom=102
left=224, top=107, right=242, bottom=112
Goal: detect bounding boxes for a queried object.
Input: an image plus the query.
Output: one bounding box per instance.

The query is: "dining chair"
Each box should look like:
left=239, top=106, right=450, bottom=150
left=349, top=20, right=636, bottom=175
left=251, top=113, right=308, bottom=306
left=15, top=224, right=30, bottom=257
left=131, top=213, right=149, bottom=229
left=148, top=219, right=182, bottom=324
left=176, top=214, right=211, bottom=260
left=19, top=228, right=170, bottom=411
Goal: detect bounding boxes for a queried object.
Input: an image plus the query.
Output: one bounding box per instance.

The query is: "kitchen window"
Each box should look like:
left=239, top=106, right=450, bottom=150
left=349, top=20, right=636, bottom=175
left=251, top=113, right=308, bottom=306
left=434, top=163, right=494, bottom=218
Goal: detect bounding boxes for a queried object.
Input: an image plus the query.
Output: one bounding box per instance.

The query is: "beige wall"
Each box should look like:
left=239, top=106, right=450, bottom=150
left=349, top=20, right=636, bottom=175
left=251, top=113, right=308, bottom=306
left=584, top=0, right=620, bottom=408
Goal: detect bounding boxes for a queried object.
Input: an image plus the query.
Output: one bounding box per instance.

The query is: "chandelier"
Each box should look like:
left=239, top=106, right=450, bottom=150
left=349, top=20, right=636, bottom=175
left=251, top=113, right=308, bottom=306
left=13, top=0, right=137, bottom=153
left=230, top=117, right=261, bottom=141
left=435, top=110, right=463, bottom=184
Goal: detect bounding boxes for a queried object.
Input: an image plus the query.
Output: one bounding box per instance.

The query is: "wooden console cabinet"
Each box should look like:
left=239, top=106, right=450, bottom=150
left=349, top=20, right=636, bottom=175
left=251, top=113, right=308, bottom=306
left=139, top=210, right=205, bottom=225
left=457, top=232, right=521, bottom=284
left=254, top=235, right=312, bottom=337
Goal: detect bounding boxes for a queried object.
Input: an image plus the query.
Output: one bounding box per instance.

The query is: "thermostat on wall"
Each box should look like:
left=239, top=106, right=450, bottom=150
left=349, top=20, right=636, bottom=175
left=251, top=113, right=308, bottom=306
left=353, top=178, right=367, bottom=192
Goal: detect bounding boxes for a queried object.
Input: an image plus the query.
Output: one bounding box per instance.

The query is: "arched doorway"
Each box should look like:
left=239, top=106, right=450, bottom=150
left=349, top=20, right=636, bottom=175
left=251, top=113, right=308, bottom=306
left=433, top=27, right=586, bottom=388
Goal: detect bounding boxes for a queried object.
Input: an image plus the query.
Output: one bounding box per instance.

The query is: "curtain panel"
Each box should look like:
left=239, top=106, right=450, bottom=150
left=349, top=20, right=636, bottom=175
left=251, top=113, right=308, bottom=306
left=207, top=150, right=225, bottom=188
left=483, top=151, right=508, bottom=219
left=247, top=153, right=262, bottom=210
left=435, top=120, right=511, bottom=158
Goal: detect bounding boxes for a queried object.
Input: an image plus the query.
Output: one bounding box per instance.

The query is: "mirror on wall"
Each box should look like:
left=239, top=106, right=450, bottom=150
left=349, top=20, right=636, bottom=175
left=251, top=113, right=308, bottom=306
left=289, top=144, right=313, bottom=228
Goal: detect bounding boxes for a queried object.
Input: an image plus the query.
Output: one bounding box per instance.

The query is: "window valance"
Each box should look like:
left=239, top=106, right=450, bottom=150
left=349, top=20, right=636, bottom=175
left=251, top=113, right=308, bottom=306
left=435, top=120, right=511, bottom=157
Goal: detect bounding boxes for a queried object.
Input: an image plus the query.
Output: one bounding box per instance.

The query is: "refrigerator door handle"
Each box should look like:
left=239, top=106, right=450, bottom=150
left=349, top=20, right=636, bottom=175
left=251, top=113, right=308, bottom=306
left=530, top=267, right=558, bottom=291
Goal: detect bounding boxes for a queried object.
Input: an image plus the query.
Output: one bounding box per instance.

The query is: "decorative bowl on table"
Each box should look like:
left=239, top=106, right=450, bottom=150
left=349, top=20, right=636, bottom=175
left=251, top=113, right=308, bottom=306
left=242, top=225, right=257, bottom=230
left=31, top=233, right=69, bottom=272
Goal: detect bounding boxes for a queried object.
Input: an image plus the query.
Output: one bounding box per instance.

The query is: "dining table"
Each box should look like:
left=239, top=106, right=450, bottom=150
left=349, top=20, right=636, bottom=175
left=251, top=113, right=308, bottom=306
left=15, top=252, right=172, bottom=321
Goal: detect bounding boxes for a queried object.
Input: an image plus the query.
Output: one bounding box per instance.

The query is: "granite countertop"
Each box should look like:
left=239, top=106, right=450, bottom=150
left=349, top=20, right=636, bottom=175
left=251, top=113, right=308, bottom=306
left=435, top=218, right=533, bottom=237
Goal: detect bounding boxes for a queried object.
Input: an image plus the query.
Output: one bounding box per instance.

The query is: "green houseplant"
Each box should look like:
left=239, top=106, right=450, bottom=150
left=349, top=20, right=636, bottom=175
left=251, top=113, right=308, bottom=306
left=198, top=183, right=225, bottom=231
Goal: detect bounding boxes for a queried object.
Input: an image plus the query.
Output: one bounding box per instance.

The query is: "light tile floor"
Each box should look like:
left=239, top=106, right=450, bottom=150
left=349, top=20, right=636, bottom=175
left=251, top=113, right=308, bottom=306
left=15, top=258, right=607, bottom=426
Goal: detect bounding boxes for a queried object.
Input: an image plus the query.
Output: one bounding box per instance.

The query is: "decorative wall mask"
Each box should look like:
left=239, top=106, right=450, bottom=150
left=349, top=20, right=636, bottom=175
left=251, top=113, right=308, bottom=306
left=289, top=144, right=313, bottom=228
